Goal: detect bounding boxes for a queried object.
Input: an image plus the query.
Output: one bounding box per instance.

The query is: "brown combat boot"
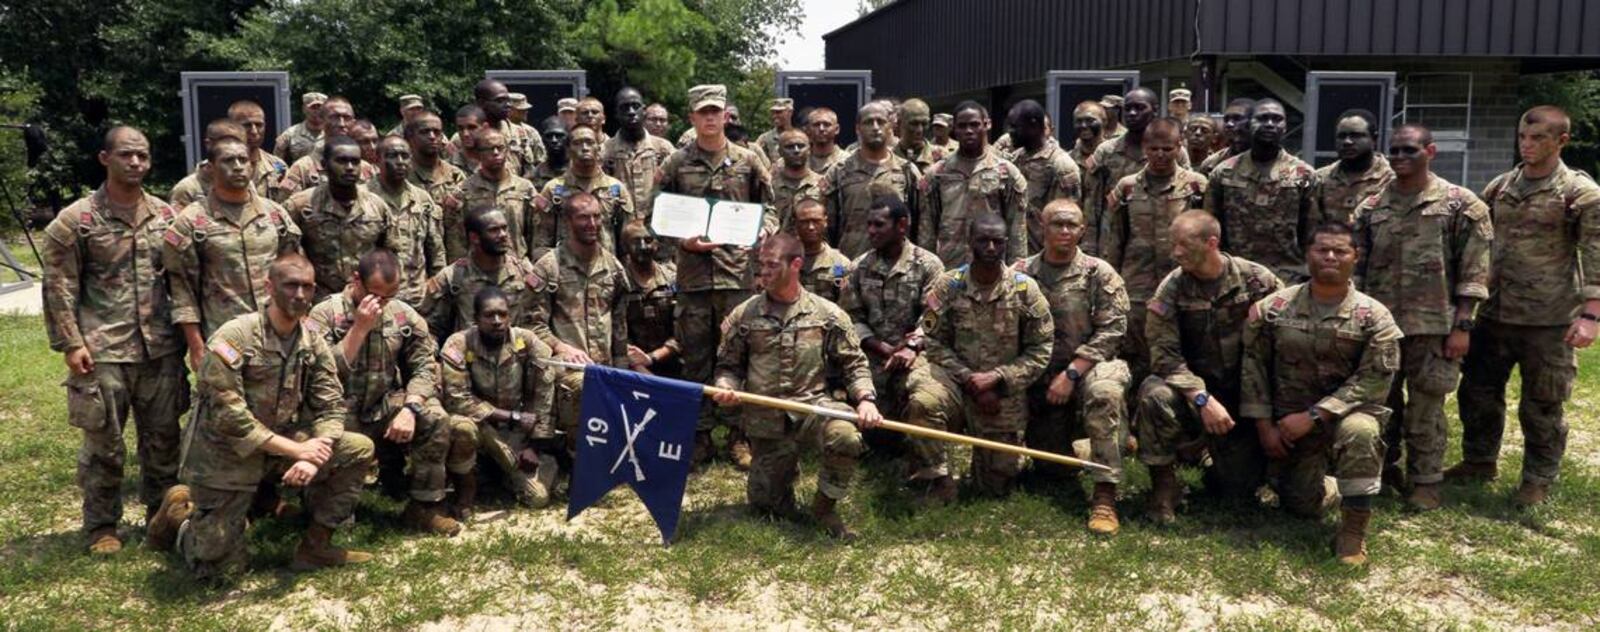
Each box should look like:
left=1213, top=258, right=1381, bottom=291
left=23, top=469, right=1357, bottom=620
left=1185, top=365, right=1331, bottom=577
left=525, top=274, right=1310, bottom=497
left=1444, top=460, right=1499, bottom=483
left=924, top=475, right=959, bottom=508
left=810, top=492, right=857, bottom=542
left=1146, top=466, right=1181, bottom=525
left=146, top=484, right=194, bottom=551
left=1406, top=483, right=1442, bottom=512
left=450, top=472, right=478, bottom=521
left=403, top=501, right=462, bottom=536
left=1513, top=480, right=1550, bottom=509
left=1087, top=482, right=1120, bottom=535
left=1334, top=506, right=1373, bottom=565
left=291, top=522, right=374, bottom=571
left=729, top=439, right=753, bottom=471
left=87, top=526, right=122, bottom=555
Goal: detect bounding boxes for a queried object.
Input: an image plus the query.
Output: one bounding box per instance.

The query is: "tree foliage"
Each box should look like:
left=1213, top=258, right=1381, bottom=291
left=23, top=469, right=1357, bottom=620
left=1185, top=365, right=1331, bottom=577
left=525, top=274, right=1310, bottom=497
left=1520, top=71, right=1600, bottom=176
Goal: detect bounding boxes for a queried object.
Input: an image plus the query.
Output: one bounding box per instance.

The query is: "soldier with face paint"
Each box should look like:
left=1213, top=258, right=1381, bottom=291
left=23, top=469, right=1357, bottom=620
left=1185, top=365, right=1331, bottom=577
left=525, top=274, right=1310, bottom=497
left=456, top=127, right=539, bottom=262
left=917, top=101, right=1029, bottom=267
left=406, top=111, right=468, bottom=237
left=895, top=98, right=945, bottom=173
left=537, top=126, right=634, bottom=255
left=368, top=135, right=446, bottom=305
left=1198, top=99, right=1254, bottom=177
left=791, top=199, right=853, bottom=305
left=603, top=87, right=677, bottom=226
left=772, top=128, right=826, bottom=235
left=754, top=97, right=795, bottom=164
left=619, top=220, right=681, bottom=377
left=475, top=79, right=544, bottom=177
left=1007, top=99, right=1082, bottom=257
left=529, top=116, right=569, bottom=192
left=283, top=136, right=398, bottom=300
left=278, top=97, right=376, bottom=201
left=1206, top=99, right=1317, bottom=283
left=1086, top=89, right=1190, bottom=257
left=825, top=101, right=922, bottom=259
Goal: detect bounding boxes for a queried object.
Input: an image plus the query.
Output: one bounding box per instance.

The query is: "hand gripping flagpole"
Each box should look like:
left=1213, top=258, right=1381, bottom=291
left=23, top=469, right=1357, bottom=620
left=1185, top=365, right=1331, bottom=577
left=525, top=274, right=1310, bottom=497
left=540, top=359, right=1112, bottom=475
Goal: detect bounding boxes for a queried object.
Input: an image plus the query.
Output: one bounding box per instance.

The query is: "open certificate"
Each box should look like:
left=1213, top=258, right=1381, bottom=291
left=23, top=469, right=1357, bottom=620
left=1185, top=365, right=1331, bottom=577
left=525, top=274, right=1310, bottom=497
left=650, top=192, right=765, bottom=246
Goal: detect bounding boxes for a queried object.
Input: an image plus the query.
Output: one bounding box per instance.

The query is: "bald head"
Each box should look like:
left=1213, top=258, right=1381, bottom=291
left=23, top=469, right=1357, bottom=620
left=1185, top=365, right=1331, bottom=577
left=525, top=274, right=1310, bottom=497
left=1171, top=210, right=1220, bottom=243
left=269, top=252, right=314, bottom=283
left=103, top=126, right=147, bottom=151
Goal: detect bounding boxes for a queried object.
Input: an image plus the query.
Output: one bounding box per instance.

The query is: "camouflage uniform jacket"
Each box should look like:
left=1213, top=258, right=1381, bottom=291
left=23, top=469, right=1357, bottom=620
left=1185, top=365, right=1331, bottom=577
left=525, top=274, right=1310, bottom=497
left=42, top=188, right=183, bottom=361
left=1101, top=167, right=1209, bottom=301
left=306, top=294, right=437, bottom=424
left=455, top=170, right=539, bottom=262
left=537, top=171, right=636, bottom=255
left=602, top=132, right=676, bottom=220
left=273, top=122, right=321, bottom=165
left=1311, top=155, right=1393, bottom=225
left=921, top=265, right=1054, bottom=391
left=421, top=254, right=541, bottom=342
left=1205, top=150, right=1317, bottom=281
left=440, top=327, right=554, bottom=436
left=275, top=152, right=377, bottom=202
left=284, top=184, right=397, bottom=298
left=528, top=243, right=632, bottom=367
left=772, top=169, right=826, bottom=234
left=408, top=160, right=467, bottom=239
left=367, top=178, right=446, bottom=306
left=169, top=154, right=288, bottom=209
left=841, top=242, right=944, bottom=348
left=1017, top=250, right=1127, bottom=371
left=1353, top=174, right=1493, bottom=336
left=624, top=262, right=679, bottom=356
left=162, top=194, right=302, bottom=338
left=655, top=141, right=775, bottom=292
left=1477, top=161, right=1600, bottom=326
left=825, top=150, right=922, bottom=259
left=1146, top=254, right=1282, bottom=394
left=1196, top=147, right=1238, bottom=178
left=917, top=148, right=1029, bottom=267
left=1010, top=141, right=1083, bottom=255
left=801, top=245, right=854, bottom=305
left=809, top=145, right=848, bottom=176
left=1241, top=284, right=1402, bottom=420
left=499, top=119, right=546, bottom=180
left=896, top=140, right=949, bottom=174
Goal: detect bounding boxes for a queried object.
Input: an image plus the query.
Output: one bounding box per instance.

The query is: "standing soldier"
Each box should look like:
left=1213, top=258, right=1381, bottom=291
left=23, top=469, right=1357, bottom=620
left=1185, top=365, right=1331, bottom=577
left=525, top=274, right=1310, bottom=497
left=168, top=119, right=248, bottom=210
left=474, top=79, right=544, bottom=177
left=536, top=126, right=635, bottom=255
left=305, top=249, right=459, bottom=535
left=149, top=254, right=377, bottom=577
left=805, top=108, right=848, bottom=176
left=772, top=129, right=826, bottom=234
left=711, top=234, right=883, bottom=540
left=656, top=84, right=776, bottom=468
left=1069, top=101, right=1109, bottom=253
left=422, top=205, right=541, bottom=340
left=1352, top=123, right=1492, bottom=510
left=825, top=101, right=921, bottom=259
left=1137, top=211, right=1281, bottom=523
left=1100, top=95, right=1126, bottom=140
left=644, top=103, right=671, bottom=139
left=274, top=92, right=327, bottom=165
left=456, top=127, right=538, bottom=261
left=754, top=97, right=795, bottom=164
left=1241, top=223, right=1402, bottom=565
left=929, top=113, right=958, bottom=155
left=918, top=101, right=1029, bottom=267
left=507, top=93, right=537, bottom=138
left=1101, top=117, right=1208, bottom=382
left=574, top=97, right=609, bottom=144
left=440, top=287, right=557, bottom=512
left=1167, top=89, right=1192, bottom=123
left=406, top=111, right=468, bottom=248
left=164, top=136, right=302, bottom=370
left=1019, top=200, right=1131, bottom=534
left=1451, top=106, right=1600, bottom=507
left=42, top=127, right=187, bottom=554
left=792, top=199, right=853, bottom=304
left=1006, top=100, right=1082, bottom=257
left=447, top=105, right=487, bottom=174
left=277, top=97, right=375, bottom=201
left=283, top=136, right=396, bottom=300
left=1312, top=109, right=1394, bottom=225
left=895, top=99, right=947, bottom=173
left=557, top=98, right=579, bottom=130
left=1086, top=89, right=1192, bottom=255
left=528, top=116, right=570, bottom=192
left=387, top=94, right=426, bottom=137
left=1206, top=99, right=1317, bottom=283
left=619, top=220, right=682, bottom=377
left=602, top=87, right=676, bottom=226
left=368, top=135, right=445, bottom=305
left=913, top=214, right=1054, bottom=497
left=1183, top=116, right=1219, bottom=168
left=1197, top=99, right=1254, bottom=177
left=229, top=100, right=290, bottom=202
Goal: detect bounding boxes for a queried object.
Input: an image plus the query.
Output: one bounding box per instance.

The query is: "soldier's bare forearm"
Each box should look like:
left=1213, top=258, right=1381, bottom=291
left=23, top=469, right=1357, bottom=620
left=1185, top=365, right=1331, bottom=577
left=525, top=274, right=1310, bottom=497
left=181, top=323, right=205, bottom=354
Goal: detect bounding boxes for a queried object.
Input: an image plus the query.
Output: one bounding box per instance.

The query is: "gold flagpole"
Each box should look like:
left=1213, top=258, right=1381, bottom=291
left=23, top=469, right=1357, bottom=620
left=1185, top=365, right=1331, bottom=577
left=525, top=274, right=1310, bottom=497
left=541, top=359, right=1113, bottom=475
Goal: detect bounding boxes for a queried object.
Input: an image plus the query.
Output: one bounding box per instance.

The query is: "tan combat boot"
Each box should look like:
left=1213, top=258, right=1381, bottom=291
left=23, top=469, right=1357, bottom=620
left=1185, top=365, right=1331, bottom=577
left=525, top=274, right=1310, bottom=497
left=87, top=526, right=122, bottom=555
left=1444, top=460, right=1498, bottom=483
left=450, top=472, right=478, bottom=521
left=146, top=484, right=194, bottom=551
left=810, top=492, right=857, bottom=542
left=1513, top=480, right=1550, bottom=508
left=1146, top=466, right=1180, bottom=525
left=1406, top=483, right=1442, bottom=512
left=1088, top=482, right=1120, bottom=535
left=729, top=440, right=753, bottom=471
left=403, top=501, right=462, bottom=536
left=291, top=522, right=373, bottom=571
left=1334, top=506, right=1372, bottom=565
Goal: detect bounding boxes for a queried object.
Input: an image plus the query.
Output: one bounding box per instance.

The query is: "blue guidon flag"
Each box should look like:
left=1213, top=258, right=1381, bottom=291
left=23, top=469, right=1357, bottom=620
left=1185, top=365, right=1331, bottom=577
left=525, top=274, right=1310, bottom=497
left=567, top=364, right=702, bottom=544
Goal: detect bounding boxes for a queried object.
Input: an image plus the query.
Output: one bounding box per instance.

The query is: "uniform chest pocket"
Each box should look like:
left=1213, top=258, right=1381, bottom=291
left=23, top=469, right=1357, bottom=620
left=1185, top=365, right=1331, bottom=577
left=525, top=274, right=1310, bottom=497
left=1363, top=212, right=1398, bottom=268
left=744, top=322, right=780, bottom=354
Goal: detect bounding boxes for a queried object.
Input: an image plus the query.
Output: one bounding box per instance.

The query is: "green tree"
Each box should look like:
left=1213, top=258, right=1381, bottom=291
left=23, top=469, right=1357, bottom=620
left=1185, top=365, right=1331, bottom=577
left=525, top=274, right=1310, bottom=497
left=1521, top=71, right=1600, bottom=176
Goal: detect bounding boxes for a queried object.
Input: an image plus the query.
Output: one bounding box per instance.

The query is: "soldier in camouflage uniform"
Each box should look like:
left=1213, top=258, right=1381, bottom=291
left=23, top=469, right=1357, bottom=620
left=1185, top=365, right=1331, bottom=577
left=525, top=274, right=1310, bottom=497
left=164, top=137, right=302, bottom=371
left=1138, top=211, right=1281, bottom=523
left=772, top=129, right=826, bottom=234
left=895, top=99, right=948, bottom=174
left=283, top=136, right=397, bottom=300
left=1101, top=118, right=1208, bottom=382
left=574, top=97, right=610, bottom=145
left=536, top=126, right=635, bottom=255
left=441, top=287, right=559, bottom=511
left=1196, top=99, right=1254, bottom=178
left=1018, top=200, right=1131, bottom=534
left=644, top=103, right=671, bottom=139
left=754, top=97, right=795, bottom=164
left=1085, top=89, right=1191, bottom=258
left=657, top=84, right=776, bottom=468
left=453, top=127, right=540, bottom=263
left=305, top=249, right=459, bottom=535
left=149, top=254, right=376, bottom=577
left=42, top=127, right=188, bottom=554
left=1183, top=115, right=1219, bottom=168
left=1006, top=100, right=1082, bottom=257
left=619, top=220, right=682, bottom=377
left=1068, top=101, right=1108, bottom=253
left=273, top=92, right=326, bottom=165
left=174, top=105, right=289, bottom=207
left=792, top=199, right=853, bottom=305
left=473, top=79, right=544, bottom=178
left=1352, top=124, right=1492, bottom=510
left=805, top=107, right=848, bottom=176
left=1241, top=223, right=1402, bottom=566
left=1206, top=99, right=1317, bottom=283
left=825, top=102, right=921, bottom=259
left=529, top=117, right=570, bottom=193
left=446, top=105, right=486, bottom=175
left=1311, top=109, right=1393, bottom=225
left=1451, top=106, right=1600, bottom=507
left=276, top=98, right=377, bottom=202
left=422, top=205, right=541, bottom=341
left=169, top=119, right=246, bottom=210
left=368, top=135, right=446, bottom=305
left=406, top=112, right=468, bottom=235
left=918, top=101, right=1029, bottom=267
left=711, top=234, right=883, bottom=540
left=930, top=114, right=959, bottom=156
left=602, top=87, right=677, bottom=226
left=913, top=214, right=1054, bottom=497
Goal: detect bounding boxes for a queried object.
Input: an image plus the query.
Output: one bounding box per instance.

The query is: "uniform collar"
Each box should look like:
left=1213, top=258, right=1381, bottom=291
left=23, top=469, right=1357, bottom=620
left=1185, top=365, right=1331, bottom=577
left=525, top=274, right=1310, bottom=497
left=1288, top=282, right=1359, bottom=319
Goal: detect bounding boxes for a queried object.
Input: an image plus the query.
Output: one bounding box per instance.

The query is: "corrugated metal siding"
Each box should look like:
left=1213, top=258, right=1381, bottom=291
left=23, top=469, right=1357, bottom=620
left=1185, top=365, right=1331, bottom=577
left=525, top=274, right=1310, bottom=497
left=826, top=0, right=1600, bottom=98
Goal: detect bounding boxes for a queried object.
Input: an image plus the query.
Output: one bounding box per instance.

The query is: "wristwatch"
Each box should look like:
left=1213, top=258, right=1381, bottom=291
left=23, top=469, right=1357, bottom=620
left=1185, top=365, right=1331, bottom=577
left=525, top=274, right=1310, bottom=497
left=1065, top=366, right=1083, bottom=382
left=1192, top=391, right=1209, bottom=408
left=404, top=402, right=424, bottom=417
left=510, top=410, right=524, bottom=425
left=1453, top=318, right=1475, bottom=332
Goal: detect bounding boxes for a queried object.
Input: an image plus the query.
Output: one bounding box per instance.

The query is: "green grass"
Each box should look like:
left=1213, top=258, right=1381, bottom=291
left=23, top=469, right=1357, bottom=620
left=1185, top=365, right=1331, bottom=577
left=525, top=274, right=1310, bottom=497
left=0, top=312, right=1597, bottom=629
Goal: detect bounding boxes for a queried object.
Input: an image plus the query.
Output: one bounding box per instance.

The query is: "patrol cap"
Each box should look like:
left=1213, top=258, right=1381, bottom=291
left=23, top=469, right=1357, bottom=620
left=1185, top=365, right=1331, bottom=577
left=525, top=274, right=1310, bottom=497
left=508, top=93, right=532, bottom=110
left=557, top=98, right=579, bottom=113
left=769, top=97, right=794, bottom=111
left=689, top=85, right=728, bottom=112
left=398, top=94, right=425, bottom=110
left=303, top=92, right=329, bottom=107
left=1100, top=95, right=1124, bottom=109
left=931, top=113, right=953, bottom=128
left=1169, top=89, right=1192, bottom=103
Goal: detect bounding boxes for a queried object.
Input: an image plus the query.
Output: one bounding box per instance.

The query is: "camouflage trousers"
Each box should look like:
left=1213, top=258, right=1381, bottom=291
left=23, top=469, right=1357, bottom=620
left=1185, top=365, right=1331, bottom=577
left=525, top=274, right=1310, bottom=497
left=1121, top=304, right=1153, bottom=388
left=745, top=399, right=865, bottom=510
left=554, top=368, right=586, bottom=443
left=1026, top=360, right=1131, bottom=485
left=352, top=397, right=451, bottom=502
left=1276, top=410, right=1385, bottom=518
left=1457, top=320, right=1575, bottom=486
left=1134, top=377, right=1266, bottom=497
left=676, top=289, right=752, bottom=432
left=907, top=365, right=1033, bottom=495
left=1384, top=335, right=1460, bottom=485
left=178, top=433, right=374, bottom=577
left=474, top=420, right=549, bottom=506
left=65, top=353, right=188, bottom=534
